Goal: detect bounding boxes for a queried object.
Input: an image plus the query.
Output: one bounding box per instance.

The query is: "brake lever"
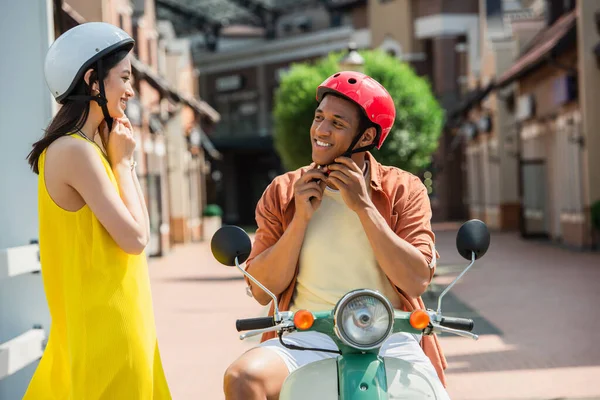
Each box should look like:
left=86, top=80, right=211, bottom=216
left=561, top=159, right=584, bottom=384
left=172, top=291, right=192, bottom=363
left=430, top=323, right=479, bottom=341
left=239, top=321, right=295, bottom=340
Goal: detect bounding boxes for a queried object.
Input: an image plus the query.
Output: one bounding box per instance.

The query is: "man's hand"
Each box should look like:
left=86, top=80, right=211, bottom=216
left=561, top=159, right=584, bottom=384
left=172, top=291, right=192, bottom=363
left=327, top=157, right=372, bottom=212
left=293, top=168, right=327, bottom=222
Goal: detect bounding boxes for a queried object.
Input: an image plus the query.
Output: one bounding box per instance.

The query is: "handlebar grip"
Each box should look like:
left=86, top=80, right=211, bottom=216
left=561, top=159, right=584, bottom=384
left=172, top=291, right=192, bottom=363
left=236, top=317, right=275, bottom=332
left=439, top=316, right=474, bottom=332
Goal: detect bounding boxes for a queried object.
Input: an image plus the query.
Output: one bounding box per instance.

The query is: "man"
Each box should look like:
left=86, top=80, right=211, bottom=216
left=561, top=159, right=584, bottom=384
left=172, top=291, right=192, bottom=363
left=224, top=71, right=447, bottom=399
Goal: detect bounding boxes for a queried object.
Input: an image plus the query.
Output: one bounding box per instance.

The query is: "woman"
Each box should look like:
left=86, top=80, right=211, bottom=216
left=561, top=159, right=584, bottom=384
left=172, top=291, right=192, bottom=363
left=24, top=22, right=171, bottom=399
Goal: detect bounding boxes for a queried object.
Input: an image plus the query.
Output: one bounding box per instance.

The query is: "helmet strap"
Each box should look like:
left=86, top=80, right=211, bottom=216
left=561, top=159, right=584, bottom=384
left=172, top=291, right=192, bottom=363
left=340, top=130, right=376, bottom=158
left=64, top=60, right=113, bottom=131
left=96, top=59, right=114, bottom=132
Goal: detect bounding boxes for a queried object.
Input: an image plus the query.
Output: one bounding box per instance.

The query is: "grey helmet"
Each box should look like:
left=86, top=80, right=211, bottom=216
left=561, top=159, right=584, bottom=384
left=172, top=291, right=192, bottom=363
left=44, top=22, right=135, bottom=129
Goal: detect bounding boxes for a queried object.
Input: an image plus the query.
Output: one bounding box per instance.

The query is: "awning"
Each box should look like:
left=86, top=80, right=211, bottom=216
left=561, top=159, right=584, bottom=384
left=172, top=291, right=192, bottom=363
left=496, top=10, right=577, bottom=87
left=60, top=1, right=221, bottom=125
left=129, top=56, right=181, bottom=102
left=130, top=58, right=221, bottom=124
left=181, top=95, right=221, bottom=124
left=446, top=80, right=496, bottom=122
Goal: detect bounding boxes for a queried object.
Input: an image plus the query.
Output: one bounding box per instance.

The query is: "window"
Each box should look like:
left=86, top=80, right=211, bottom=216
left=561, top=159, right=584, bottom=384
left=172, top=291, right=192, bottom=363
left=213, top=92, right=260, bottom=138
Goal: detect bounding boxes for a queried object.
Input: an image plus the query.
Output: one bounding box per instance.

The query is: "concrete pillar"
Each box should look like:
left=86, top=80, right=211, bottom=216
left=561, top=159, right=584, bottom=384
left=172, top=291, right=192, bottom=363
left=493, top=40, right=520, bottom=230
left=433, top=36, right=459, bottom=105
left=166, top=113, right=191, bottom=243
left=0, top=1, right=55, bottom=398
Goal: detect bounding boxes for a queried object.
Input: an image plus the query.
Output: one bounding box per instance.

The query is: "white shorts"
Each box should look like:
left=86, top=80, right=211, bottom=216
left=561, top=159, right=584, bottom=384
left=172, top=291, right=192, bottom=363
left=260, top=331, right=444, bottom=387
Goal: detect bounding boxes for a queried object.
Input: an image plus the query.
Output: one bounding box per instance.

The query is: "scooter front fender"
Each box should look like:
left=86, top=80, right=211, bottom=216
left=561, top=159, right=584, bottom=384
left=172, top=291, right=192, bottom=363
left=383, top=357, right=448, bottom=400
left=279, top=359, right=339, bottom=400
left=279, top=356, right=448, bottom=400
left=279, top=355, right=388, bottom=400
left=279, top=353, right=388, bottom=400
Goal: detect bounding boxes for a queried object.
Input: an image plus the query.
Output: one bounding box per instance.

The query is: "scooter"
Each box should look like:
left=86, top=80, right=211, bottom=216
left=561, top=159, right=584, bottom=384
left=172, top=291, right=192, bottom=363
left=210, top=219, right=491, bottom=399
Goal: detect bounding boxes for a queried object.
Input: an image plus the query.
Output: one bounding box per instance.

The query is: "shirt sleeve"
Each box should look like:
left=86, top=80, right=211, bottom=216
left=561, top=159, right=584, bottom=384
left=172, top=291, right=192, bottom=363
left=393, top=176, right=440, bottom=281
left=245, top=181, right=284, bottom=271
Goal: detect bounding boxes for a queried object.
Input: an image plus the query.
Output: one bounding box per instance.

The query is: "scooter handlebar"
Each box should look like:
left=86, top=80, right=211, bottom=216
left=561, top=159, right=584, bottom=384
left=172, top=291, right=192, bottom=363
left=236, top=317, right=276, bottom=332
left=438, top=316, right=474, bottom=332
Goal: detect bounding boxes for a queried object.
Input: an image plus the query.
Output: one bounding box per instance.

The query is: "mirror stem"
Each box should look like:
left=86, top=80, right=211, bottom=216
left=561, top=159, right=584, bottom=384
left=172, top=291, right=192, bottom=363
left=435, top=251, right=476, bottom=319
left=235, top=257, right=281, bottom=321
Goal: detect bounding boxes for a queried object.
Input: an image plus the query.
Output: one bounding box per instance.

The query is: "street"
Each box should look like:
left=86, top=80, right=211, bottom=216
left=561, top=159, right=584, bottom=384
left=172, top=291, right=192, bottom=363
left=148, top=225, right=600, bottom=400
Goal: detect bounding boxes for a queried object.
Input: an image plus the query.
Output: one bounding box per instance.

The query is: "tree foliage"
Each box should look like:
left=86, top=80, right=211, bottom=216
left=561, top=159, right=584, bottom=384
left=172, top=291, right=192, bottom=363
left=273, top=50, right=444, bottom=173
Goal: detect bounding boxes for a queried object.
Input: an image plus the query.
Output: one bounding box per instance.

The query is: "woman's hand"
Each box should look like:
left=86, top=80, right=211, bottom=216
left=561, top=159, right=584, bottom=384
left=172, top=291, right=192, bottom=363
left=101, top=118, right=136, bottom=168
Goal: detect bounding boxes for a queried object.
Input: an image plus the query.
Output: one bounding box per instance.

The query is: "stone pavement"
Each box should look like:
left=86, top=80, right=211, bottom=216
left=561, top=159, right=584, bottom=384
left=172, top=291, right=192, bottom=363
left=148, top=225, right=600, bottom=399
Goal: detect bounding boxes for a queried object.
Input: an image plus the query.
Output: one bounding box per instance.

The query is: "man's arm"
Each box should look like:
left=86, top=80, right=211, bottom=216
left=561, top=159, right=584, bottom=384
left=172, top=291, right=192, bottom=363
left=357, top=174, right=438, bottom=298
left=327, top=159, right=436, bottom=299
left=356, top=203, right=431, bottom=299
left=245, top=168, right=327, bottom=305
left=246, top=216, right=308, bottom=305
left=243, top=180, right=307, bottom=306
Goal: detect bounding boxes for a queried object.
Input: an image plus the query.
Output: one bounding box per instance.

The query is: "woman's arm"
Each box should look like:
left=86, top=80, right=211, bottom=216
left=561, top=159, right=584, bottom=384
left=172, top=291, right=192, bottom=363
left=132, top=170, right=151, bottom=241
left=63, top=138, right=149, bottom=254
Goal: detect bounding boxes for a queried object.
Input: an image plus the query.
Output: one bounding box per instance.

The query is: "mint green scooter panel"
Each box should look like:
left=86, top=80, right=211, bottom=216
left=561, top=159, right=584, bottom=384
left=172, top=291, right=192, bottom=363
left=383, top=357, right=449, bottom=400
left=279, top=359, right=339, bottom=400
left=279, top=355, right=389, bottom=400
left=338, top=353, right=388, bottom=400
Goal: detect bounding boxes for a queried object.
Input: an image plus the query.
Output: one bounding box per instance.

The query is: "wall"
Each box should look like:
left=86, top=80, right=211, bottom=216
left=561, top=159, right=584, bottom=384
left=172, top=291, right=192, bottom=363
left=493, top=42, right=520, bottom=208
left=67, top=0, right=102, bottom=21
left=369, top=0, right=414, bottom=53
left=0, top=1, right=55, bottom=398
left=577, top=1, right=600, bottom=224
left=352, top=3, right=368, bottom=29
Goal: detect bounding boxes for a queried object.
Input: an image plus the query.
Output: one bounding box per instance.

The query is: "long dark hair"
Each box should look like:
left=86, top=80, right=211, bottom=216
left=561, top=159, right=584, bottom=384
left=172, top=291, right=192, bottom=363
left=27, top=49, right=130, bottom=174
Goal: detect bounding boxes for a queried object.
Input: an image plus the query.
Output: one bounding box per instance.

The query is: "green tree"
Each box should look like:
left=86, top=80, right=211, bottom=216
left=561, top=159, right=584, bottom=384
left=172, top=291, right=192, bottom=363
left=273, top=50, right=443, bottom=173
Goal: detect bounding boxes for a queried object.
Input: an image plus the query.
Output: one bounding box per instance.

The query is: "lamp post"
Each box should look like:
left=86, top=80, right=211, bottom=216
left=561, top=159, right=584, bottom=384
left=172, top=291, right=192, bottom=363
left=339, top=41, right=364, bottom=73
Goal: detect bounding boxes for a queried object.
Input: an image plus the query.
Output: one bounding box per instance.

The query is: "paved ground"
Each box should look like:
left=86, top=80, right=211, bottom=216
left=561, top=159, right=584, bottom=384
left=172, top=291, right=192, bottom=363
left=148, top=224, right=600, bottom=399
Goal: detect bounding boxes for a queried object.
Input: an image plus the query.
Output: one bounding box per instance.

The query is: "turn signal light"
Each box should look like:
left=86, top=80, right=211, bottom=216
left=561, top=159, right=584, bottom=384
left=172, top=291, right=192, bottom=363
left=293, top=310, right=315, bottom=330
left=409, top=310, right=430, bottom=330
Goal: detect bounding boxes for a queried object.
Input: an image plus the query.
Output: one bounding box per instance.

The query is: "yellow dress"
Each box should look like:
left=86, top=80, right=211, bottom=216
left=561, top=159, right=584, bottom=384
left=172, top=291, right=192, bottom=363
left=24, top=135, right=172, bottom=399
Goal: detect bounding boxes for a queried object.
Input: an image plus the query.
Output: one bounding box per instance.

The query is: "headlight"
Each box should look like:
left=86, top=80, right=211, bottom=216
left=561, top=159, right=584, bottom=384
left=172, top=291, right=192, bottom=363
left=333, top=289, right=394, bottom=350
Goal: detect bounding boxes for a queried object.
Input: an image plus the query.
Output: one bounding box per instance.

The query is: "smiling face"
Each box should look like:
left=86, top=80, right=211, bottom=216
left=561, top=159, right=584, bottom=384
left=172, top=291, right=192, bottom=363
left=310, top=94, right=377, bottom=166
left=102, top=57, right=135, bottom=118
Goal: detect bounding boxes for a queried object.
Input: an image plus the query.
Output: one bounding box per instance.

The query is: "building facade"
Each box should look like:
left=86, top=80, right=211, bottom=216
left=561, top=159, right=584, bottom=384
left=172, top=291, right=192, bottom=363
left=411, top=0, right=480, bottom=221
left=459, top=0, right=600, bottom=249
left=160, top=0, right=478, bottom=225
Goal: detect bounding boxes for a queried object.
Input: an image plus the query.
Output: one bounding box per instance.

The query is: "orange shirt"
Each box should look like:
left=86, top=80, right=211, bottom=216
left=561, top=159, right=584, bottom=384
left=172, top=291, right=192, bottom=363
left=246, top=151, right=447, bottom=386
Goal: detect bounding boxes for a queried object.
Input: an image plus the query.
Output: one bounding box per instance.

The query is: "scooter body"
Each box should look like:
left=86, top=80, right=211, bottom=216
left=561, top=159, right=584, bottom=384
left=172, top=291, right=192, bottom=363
left=210, top=220, right=491, bottom=400
left=281, top=356, right=445, bottom=399
left=276, top=309, right=448, bottom=400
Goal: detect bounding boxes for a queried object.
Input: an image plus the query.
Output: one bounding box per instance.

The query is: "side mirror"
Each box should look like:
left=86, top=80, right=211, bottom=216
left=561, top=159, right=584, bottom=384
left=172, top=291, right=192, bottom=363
left=436, top=219, right=491, bottom=318
left=456, top=219, right=490, bottom=261
left=210, top=225, right=252, bottom=266
left=210, top=225, right=282, bottom=318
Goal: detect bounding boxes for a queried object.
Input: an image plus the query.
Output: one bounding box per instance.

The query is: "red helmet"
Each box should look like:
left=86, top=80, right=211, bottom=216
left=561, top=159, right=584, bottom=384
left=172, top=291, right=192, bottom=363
left=316, top=71, right=395, bottom=149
